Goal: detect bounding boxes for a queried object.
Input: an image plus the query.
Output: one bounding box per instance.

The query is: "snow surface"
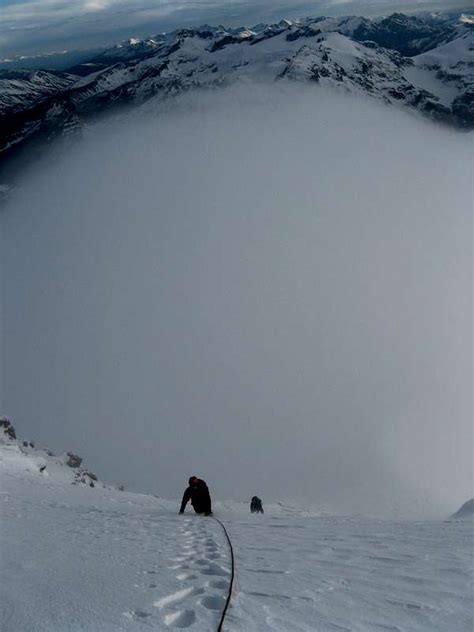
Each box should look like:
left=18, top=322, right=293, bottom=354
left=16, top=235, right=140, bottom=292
left=415, top=32, right=473, bottom=67
left=1, top=439, right=473, bottom=631
left=402, top=65, right=458, bottom=107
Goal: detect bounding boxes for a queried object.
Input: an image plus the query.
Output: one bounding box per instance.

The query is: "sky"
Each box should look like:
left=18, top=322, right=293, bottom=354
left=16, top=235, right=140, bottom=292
left=0, top=0, right=471, bottom=57
left=1, top=85, right=472, bottom=518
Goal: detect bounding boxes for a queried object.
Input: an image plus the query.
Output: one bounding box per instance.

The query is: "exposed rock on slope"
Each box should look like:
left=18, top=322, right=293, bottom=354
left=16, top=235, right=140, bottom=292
left=1, top=417, right=17, bottom=439
left=0, top=416, right=103, bottom=489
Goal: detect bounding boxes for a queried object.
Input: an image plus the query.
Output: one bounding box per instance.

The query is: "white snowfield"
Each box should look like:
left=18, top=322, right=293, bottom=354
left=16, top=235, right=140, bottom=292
left=1, top=439, right=472, bottom=631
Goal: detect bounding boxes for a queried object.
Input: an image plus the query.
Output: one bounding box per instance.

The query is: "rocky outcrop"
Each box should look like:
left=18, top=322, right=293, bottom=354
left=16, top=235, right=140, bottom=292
left=0, top=417, right=16, bottom=439
left=66, top=452, right=83, bottom=468
left=1, top=416, right=106, bottom=490
left=72, top=470, right=97, bottom=487
left=452, top=89, right=474, bottom=128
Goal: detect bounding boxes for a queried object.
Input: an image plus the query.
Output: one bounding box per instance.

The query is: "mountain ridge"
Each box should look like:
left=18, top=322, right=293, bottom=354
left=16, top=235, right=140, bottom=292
left=0, top=12, right=472, bottom=181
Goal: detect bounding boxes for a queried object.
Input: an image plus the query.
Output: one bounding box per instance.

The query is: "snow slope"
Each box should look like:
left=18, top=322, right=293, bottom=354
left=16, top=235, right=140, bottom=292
left=1, top=437, right=473, bottom=631
left=404, top=32, right=473, bottom=109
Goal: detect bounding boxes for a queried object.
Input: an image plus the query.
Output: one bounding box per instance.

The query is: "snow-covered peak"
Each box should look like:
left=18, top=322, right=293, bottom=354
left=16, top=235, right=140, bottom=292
left=460, top=14, right=474, bottom=26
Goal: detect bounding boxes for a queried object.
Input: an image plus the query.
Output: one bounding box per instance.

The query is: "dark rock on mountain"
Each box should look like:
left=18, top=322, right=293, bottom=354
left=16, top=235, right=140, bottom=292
left=286, top=26, right=321, bottom=42
left=66, top=452, right=83, bottom=468
left=452, top=89, right=474, bottom=128
left=73, top=470, right=98, bottom=486
left=211, top=35, right=243, bottom=52
left=0, top=417, right=16, bottom=439
left=350, top=13, right=457, bottom=56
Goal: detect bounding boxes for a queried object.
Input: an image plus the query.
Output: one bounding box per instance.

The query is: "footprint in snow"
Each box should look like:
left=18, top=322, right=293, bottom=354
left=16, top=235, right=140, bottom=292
left=207, top=579, right=230, bottom=590
left=122, top=609, right=152, bottom=620
left=200, top=594, right=226, bottom=611
left=176, top=572, right=197, bottom=581
left=164, top=609, right=196, bottom=628
left=154, top=586, right=205, bottom=609
left=194, top=559, right=209, bottom=566
left=169, top=563, right=191, bottom=570
left=199, top=562, right=229, bottom=577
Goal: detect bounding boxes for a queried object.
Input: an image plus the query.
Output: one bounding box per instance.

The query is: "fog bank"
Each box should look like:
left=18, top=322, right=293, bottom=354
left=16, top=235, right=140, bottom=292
left=1, top=85, right=472, bottom=517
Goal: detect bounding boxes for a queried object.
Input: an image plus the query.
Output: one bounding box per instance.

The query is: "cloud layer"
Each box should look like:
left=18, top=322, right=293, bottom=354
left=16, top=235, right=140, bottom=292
left=1, top=85, right=472, bottom=517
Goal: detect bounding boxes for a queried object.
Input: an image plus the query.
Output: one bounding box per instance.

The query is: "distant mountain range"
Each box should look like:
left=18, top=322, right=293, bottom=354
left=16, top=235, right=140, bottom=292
left=0, top=12, right=472, bottom=177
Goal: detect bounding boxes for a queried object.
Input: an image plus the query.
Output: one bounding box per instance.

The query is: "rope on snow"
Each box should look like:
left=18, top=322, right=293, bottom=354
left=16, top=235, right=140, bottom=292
left=212, top=516, right=235, bottom=632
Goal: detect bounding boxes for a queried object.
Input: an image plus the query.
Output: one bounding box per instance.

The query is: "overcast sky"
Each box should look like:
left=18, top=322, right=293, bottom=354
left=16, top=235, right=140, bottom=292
left=0, top=0, right=471, bottom=57
left=1, top=85, right=472, bottom=518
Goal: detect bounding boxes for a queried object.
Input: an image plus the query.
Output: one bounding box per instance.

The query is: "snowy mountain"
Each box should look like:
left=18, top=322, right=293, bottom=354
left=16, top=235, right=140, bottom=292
left=341, top=12, right=461, bottom=56
left=0, top=12, right=472, bottom=173
left=2, top=418, right=474, bottom=631
left=0, top=70, right=77, bottom=115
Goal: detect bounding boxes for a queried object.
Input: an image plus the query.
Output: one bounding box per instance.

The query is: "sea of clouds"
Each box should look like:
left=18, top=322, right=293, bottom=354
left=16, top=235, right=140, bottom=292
left=1, top=84, right=472, bottom=517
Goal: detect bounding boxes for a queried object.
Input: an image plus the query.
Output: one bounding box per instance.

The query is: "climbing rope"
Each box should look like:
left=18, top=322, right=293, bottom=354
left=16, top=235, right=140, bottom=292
left=212, top=516, right=235, bottom=632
